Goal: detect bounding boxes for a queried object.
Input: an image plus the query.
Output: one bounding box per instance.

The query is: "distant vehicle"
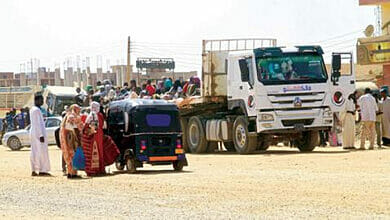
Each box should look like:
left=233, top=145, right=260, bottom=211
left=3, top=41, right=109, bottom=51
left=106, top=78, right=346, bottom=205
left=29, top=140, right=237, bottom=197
left=43, top=86, right=85, bottom=116
left=355, top=81, right=379, bottom=97
left=107, top=99, right=188, bottom=172
left=2, top=117, right=62, bottom=151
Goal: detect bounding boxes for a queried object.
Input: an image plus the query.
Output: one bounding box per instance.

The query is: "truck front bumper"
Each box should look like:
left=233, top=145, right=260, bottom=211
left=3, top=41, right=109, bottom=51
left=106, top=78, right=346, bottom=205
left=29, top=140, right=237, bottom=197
left=256, top=108, right=333, bottom=133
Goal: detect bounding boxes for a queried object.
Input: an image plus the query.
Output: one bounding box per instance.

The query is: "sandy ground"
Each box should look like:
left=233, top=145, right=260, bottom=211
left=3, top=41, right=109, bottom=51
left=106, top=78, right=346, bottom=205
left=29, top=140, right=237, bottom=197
left=0, top=145, right=389, bottom=219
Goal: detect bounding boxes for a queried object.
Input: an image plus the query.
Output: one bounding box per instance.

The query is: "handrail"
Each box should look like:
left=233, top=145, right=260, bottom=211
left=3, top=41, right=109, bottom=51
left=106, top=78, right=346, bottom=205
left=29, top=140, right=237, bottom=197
left=202, top=38, right=277, bottom=53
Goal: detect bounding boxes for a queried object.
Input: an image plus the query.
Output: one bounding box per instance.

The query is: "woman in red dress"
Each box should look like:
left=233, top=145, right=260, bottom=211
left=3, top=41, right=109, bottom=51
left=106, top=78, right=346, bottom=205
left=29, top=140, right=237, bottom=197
left=82, top=101, right=105, bottom=176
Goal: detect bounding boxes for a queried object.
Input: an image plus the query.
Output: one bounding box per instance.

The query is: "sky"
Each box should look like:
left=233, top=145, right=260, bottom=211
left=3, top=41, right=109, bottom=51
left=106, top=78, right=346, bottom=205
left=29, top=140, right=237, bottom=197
left=0, top=0, right=377, bottom=74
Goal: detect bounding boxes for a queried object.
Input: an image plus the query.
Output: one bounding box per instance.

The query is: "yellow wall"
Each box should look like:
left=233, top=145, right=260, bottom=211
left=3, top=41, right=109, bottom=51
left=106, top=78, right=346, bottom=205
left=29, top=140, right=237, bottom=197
left=382, top=3, right=390, bottom=35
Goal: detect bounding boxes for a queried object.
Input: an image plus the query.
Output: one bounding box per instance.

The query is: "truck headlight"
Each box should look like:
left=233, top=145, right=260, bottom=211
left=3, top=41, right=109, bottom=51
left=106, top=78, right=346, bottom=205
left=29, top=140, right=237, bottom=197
left=260, top=114, right=274, bottom=121
left=323, top=109, right=332, bottom=117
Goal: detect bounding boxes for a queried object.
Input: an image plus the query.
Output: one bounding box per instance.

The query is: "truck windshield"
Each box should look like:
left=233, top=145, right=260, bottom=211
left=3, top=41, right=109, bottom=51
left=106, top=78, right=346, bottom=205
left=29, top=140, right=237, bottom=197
left=256, top=53, right=327, bottom=85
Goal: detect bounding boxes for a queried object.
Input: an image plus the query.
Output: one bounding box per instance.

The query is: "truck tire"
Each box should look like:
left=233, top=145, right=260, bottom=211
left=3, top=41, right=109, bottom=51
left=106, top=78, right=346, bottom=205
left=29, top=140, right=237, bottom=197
left=232, top=116, right=257, bottom=154
left=180, top=118, right=190, bottom=152
left=223, top=142, right=236, bottom=152
left=187, top=116, right=208, bottom=153
left=295, top=131, right=319, bottom=152
left=257, top=141, right=269, bottom=151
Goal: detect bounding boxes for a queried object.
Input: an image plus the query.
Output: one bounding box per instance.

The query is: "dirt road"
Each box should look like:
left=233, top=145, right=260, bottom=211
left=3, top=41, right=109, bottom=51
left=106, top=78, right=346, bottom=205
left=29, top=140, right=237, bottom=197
left=0, top=145, right=389, bottom=219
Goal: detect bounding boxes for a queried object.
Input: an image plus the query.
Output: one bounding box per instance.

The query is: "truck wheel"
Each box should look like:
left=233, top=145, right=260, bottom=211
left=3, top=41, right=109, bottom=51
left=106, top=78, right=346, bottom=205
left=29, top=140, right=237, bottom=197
left=187, top=116, right=208, bottom=153
left=180, top=118, right=190, bottom=152
left=232, top=116, right=257, bottom=154
left=223, top=142, right=236, bottom=152
left=126, top=156, right=136, bottom=173
left=295, top=131, right=319, bottom=152
left=8, top=136, right=22, bottom=151
left=257, top=141, right=269, bottom=151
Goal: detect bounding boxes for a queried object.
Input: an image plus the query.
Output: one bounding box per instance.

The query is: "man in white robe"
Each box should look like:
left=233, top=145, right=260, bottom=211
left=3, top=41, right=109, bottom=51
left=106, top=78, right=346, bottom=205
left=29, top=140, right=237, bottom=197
left=380, top=89, right=390, bottom=146
left=341, top=93, right=356, bottom=149
left=30, top=94, right=51, bottom=176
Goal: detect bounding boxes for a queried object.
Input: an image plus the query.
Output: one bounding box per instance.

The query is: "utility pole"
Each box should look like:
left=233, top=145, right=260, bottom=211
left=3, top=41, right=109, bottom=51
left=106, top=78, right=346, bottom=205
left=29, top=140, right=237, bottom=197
left=126, top=36, right=131, bottom=83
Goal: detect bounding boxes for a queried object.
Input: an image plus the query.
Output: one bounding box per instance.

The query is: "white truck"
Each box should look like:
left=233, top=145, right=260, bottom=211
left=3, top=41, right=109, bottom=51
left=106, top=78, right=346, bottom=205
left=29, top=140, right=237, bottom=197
left=179, top=39, right=355, bottom=153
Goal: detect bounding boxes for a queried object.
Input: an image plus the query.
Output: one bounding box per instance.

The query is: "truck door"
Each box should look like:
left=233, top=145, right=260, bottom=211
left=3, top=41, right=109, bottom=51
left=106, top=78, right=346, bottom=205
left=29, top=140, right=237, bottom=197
left=229, top=56, right=256, bottom=117
left=329, top=52, right=356, bottom=113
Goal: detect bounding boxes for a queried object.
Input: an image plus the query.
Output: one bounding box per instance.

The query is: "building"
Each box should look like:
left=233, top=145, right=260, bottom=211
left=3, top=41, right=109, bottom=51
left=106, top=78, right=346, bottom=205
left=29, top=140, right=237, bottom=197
left=325, top=63, right=383, bottom=82
left=0, top=72, right=16, bottom=87
left=1, top=62, right=196, bottom=89
left=111, top=65, right=127, bottom=86
left=358, top=0, right=390, bottom=86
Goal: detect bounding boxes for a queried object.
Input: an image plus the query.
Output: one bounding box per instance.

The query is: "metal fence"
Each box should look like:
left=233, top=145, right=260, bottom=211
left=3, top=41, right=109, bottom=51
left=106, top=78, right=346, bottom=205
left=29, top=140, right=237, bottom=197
left=0, top=86, right=36, bottom=109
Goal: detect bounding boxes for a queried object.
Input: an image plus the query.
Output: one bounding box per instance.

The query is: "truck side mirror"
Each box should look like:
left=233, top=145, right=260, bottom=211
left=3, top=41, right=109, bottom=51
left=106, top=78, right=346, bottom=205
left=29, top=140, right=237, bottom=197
left=239, top=59, right=249, bottom=82
left=331, top=54, right=341, bottom=85
left=332, top=54, right=341, bottom=71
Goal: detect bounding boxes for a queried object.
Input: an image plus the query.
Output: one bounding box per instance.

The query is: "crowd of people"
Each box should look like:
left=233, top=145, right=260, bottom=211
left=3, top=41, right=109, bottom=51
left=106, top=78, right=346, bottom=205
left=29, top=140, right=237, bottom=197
left=28, top=76, right=201, bottom=179
left=0, top=108, right=30, bottom=144
left=340, top=87, right=390, bottom=150
left=74, top=76, right=201, bottom=109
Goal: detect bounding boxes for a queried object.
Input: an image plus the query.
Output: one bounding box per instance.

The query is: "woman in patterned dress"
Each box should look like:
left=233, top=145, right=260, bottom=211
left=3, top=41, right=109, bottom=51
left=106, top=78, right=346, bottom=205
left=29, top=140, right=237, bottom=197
left=82, top=102, right=105, bottom=176
left=60, top=104, right=83, bottom=179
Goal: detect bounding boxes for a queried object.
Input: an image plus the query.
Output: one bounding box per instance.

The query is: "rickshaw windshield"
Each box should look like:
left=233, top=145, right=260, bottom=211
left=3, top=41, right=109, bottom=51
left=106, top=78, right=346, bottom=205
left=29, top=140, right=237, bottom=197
left=133, top=109, right=181, bottom=133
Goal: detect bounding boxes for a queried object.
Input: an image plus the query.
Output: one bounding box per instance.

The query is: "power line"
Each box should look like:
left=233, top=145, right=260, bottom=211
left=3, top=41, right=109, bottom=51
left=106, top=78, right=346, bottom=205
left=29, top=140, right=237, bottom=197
left=307, top=29, right=363, bottom=44
left=322, top=38, right=358, bottom=49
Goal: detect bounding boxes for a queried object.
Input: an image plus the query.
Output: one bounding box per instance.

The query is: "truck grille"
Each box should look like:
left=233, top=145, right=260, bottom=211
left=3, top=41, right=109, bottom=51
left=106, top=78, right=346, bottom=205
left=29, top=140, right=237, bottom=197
left=281, top=119, right=314, bottom=127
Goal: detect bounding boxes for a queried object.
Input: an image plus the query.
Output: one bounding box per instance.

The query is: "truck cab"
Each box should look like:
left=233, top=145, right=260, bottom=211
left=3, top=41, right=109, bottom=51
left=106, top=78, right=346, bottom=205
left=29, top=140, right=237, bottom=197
left=228, top=46, right=333, bottom=151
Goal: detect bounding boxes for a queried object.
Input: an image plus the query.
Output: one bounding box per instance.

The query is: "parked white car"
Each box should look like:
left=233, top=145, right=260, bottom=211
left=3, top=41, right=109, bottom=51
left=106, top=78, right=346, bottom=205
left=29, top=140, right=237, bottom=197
left=2, top=117, right=62, bottom=151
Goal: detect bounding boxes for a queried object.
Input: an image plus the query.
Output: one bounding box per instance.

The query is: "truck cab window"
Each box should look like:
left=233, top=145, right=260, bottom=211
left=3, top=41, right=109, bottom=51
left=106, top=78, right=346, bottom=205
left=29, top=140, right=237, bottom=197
left=239, top=57, right=254, bottom=88
left=246, top=58, right=254, bottom=88
left=239, top=59, right=249, bottom=82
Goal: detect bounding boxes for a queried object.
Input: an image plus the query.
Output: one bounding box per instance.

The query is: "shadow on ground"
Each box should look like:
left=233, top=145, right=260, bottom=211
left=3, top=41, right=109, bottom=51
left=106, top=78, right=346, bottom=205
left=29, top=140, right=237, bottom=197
left=204, top=148, right=352, bottom=156
left=111, top=170, right=193, bottom=176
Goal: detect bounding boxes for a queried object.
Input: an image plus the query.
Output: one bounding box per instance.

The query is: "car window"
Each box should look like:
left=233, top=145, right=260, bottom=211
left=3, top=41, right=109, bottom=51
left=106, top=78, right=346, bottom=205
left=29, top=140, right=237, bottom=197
left=46, top=119, right=60, bottom=128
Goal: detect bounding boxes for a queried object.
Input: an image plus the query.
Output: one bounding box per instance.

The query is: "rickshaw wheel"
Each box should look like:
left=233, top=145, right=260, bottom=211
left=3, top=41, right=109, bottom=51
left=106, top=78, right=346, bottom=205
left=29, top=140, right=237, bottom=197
left=115, top=161, right=125, bottom=171
left=173, top=160, right=184, bottom=171
left=126, top=157, right=136, bottom=173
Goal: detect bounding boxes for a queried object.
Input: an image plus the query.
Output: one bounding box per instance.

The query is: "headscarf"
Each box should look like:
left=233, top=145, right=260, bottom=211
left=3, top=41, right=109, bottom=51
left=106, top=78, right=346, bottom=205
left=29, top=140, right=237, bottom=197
left=69, top=104, right=81, bottom=115
left=90, top=101, right=100, bottom=113
left=62, top=104, right=81, bottom=131
left=86, top=101, right=100, bottom=127
left=164, top=78, right=172, bottom=90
